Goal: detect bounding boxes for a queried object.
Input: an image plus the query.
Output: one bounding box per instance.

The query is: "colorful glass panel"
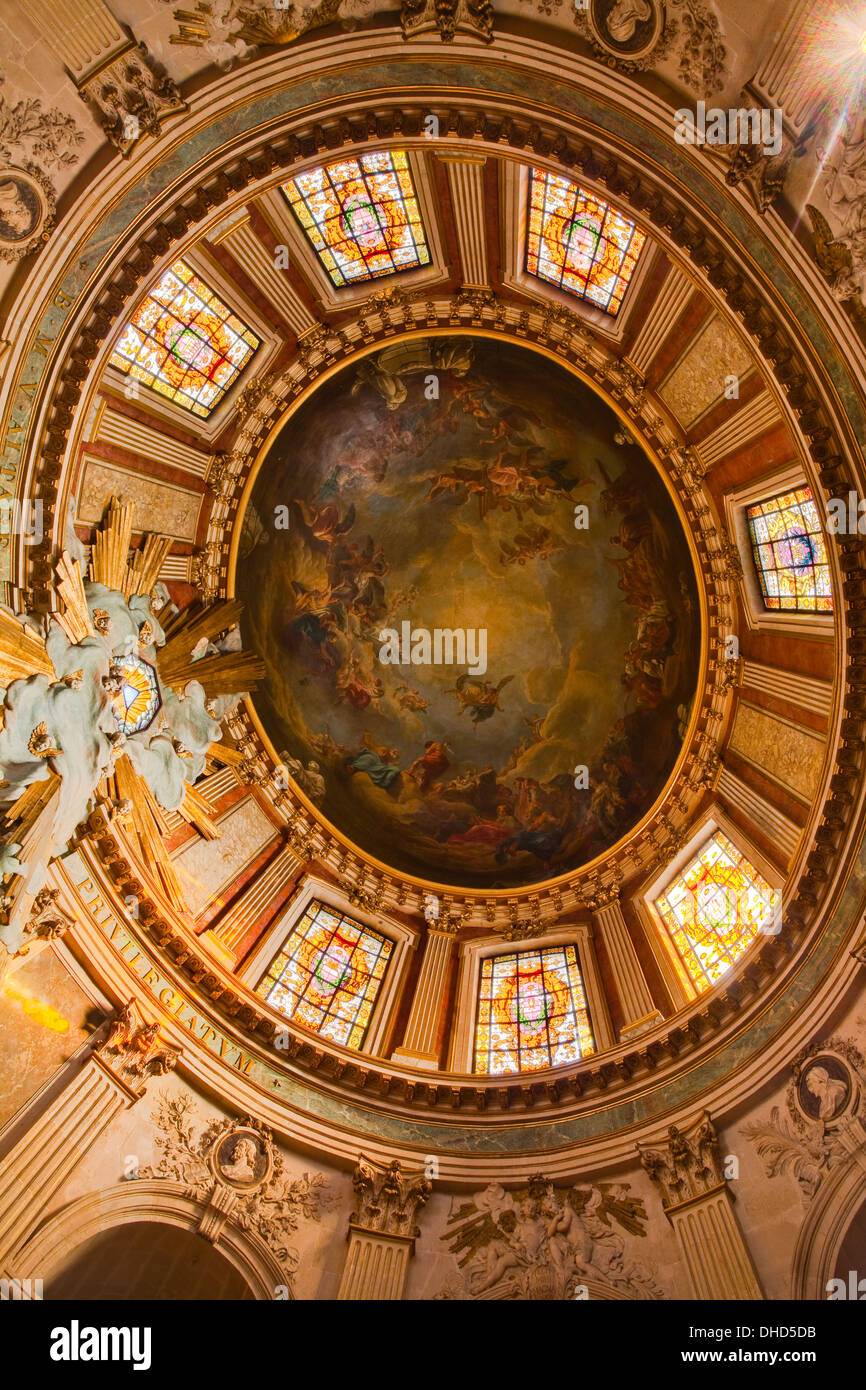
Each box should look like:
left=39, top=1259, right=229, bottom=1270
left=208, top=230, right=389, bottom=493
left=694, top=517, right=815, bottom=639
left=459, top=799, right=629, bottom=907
left=110, top=654, right=160, bottom=735
left=526, top=168, right=646, bottom=315
left=282, top=150, right=430, bottom=287
left=654, top=830, right=777, bottom=993
left=110, top=261, right=260, bottom=418
left=255, top=899, right=392, bottom=1050
left=746, top=486, right=832, bottom=613
left=473, top=944, right=595, bottom=1076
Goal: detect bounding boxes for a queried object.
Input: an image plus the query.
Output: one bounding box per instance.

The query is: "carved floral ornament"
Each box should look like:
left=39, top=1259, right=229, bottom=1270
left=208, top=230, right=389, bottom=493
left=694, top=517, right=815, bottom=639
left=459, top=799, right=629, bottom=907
left=143, top=1089, right=332, bottom=1278
left=742, top=1037, right=866, bottom=1203
left=569, top=0, right=727, bottom=93
left=0, top=88, right=84, bottom=262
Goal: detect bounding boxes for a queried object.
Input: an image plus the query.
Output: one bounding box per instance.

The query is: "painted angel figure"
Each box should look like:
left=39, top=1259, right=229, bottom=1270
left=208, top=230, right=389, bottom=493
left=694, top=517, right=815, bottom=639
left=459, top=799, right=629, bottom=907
left=446, top=674, right=514, bottom=727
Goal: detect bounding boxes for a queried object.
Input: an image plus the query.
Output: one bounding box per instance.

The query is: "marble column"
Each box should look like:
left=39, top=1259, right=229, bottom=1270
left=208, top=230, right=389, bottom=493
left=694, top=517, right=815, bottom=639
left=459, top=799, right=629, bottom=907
left=392, top=924, right=456, bottom=1071
left=338, top=1155, right=432, bottom=1301
left=0, top=1002, right=179, bottom=1270
left=591, top=891, right=662, bottom=1041
left=638, top=1111, right=763, bottom=1300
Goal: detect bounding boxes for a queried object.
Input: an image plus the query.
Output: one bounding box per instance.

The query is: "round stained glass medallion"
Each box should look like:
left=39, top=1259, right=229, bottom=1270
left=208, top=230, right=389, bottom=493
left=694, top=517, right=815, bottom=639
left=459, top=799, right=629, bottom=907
left=111, top=654, right=161, bottom=735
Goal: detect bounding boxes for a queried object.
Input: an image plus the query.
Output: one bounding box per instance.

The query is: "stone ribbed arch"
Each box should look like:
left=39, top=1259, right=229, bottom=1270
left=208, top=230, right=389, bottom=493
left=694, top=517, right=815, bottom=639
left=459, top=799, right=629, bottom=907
left=11, top=1180, right=287, bottom=1300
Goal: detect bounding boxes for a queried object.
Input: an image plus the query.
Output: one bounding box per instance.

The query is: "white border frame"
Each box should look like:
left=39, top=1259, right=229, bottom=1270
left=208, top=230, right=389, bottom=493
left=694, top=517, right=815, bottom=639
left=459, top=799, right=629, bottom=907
left=100, top=241, right=281, bottom=444
left=635, top=803, right=786, bottom=1008
left=447, top=925, right=610, bottom=1075
left=499, top=160, right=657, bottom=343
left=258, top=147, right=449, bottom=314
left=237, top=873, right=418, bottom=1058
left=723, top=462, right=835, bottom=640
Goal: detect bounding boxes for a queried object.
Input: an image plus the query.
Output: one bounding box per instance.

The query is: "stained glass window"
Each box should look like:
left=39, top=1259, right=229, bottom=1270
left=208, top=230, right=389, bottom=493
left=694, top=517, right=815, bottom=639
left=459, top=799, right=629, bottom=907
left=110, top=261, right=260, bottom=418
left=526, top=168, right=646, bottom=315
left=746, top=487, right=832, bottom=613
left=110, top=654, right=160, bottom=735
left=653, top=830, right=778, bottom=994
left=255, top=899, right=392, bottom=1050
left=473, top=945, right=595, bottom=1076
left=282, top=150, right=430, bottom=287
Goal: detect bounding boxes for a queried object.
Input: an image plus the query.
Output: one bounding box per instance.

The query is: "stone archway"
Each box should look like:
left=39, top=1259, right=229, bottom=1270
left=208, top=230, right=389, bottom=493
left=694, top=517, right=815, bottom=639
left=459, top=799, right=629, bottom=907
left=791, top=1157, right=866, bottom=1300
left=13, top=1180, right=289, bottom=1301
left=46, top=1222, right=254, bottom=1300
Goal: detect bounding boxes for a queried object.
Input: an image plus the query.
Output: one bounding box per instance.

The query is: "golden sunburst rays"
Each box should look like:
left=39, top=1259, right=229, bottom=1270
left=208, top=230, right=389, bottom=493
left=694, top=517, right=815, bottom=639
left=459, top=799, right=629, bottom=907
left=109, top=753, right=187, bottom=914
left=0, top=610, right=52, bottom=684
left=0, top=772, right=63, bottom=928
left=158, top=599, right=266, bottom=697
left=3, top=772, right=62, bottom=845
left=124, top=535, right=174, bottom=600
left=205, top=743, right=247, bottom=774
left=1, top=497, right=268, bottom=929
left=88, top=496, right=174, bottom=599
left=88, top=496, right=133, bottom=591
left=82, top=504, right=265, bottom=917
left=54, top=552, right=95, bottom=645
left=177, top=780, right=221, bottom=840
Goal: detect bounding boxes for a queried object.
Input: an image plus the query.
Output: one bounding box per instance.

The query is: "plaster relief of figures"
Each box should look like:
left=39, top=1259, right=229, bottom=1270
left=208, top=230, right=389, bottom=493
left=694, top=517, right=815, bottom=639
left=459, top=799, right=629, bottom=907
left=164, top=0, right=380, bottom=70
left=98, top=1000, right=181, bottom=1091
left=144, top=1091, right=333, bottom=1278
left=741, top=1036, right=865, bottom=1203
left=0, top=82, right=84, bottom=261
left=436, top=1175, right=663, bottom=1299
left=800, top=104, right=866, bottom=328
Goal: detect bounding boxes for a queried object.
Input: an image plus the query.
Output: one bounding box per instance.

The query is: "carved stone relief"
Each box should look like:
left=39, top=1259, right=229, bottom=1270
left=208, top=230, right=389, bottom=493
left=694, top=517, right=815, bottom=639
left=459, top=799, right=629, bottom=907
left=350, top=1153, right=432, bottom=1237
left=0, top=86, right=83, bottom=261
left=80, top=43, right=186, bottom=156
left=569, top=0, right=727, bottom=91
left=436, top=1174, right=663, bottom=1299
left=144, top=1089, right=333, bottom=1279
left=637, top=1109, right=725, bottom=1208
left=97, top=999, right=181, bottom=1092
left=742, top=1037, right=866, bottom=1203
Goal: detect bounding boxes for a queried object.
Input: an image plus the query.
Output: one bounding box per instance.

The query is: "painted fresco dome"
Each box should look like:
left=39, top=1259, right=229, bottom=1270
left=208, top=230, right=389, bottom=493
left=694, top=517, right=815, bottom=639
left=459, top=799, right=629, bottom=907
left=237, top=335, right=700, bottom=888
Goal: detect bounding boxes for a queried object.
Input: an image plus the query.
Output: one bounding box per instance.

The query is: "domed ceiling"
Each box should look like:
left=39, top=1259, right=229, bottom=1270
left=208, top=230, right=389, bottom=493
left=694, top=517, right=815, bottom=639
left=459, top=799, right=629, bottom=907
left=237, top=335, right=700, bottom=888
